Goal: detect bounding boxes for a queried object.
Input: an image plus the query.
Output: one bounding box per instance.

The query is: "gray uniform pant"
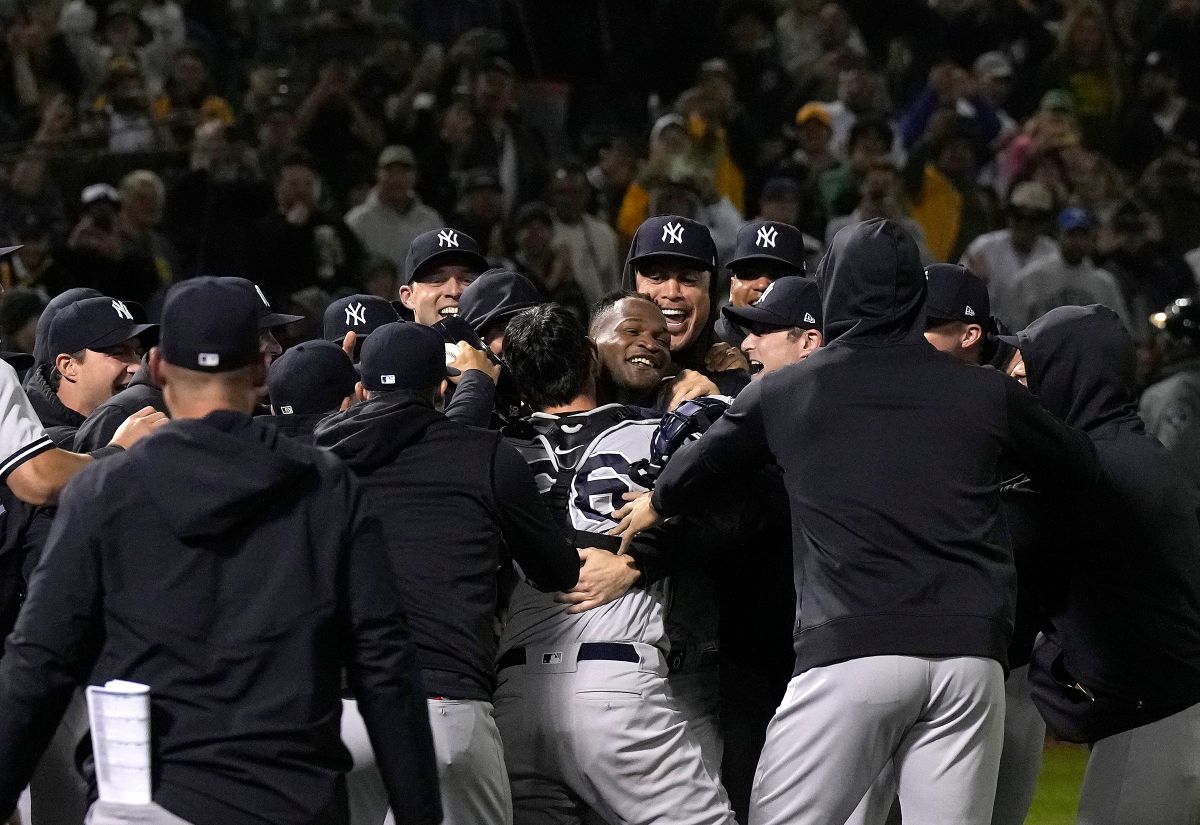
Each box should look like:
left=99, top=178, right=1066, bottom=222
left=84, top=803, right=193, bottom=825
left=341, top=697, right=512, bottom=825
left=845, top=663, right=1044, bottom=825
left=1077, top=699, right=1200, bottom=825
left=494, top=642, right=735, bottom=825
left=749, top=655, right=1005, bottom=825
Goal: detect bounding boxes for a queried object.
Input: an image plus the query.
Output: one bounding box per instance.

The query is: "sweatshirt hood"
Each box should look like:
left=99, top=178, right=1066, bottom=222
left=815, top=218, right=927, bottom=345
left=138, top=411, right=317, bottom=539
left=1009, top=304, right=1139, bottom=432
left=313, top=392, right=443, bottom=472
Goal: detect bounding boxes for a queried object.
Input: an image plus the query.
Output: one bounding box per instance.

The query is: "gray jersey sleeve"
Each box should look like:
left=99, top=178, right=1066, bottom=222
left=0, top=362, right=53, bottom=480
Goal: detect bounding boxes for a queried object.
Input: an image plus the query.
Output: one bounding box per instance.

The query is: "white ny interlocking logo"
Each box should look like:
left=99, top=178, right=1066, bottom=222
left=756, top=226, right=778, bottom=248
left=111, top=300, right=133, bottom=321
left=437, top=229, right=459, bottom=248
left=661, top=221, right=685, bottom=244
left=345, top=301, right=367, bottom=326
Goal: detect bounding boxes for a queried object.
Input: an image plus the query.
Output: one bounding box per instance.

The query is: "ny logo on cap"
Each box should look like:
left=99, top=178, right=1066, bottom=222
left=198, top=353, right=220, bottom=367
left=345, top=301, right=367, bottom=326
left=661, top=221, right=685, bottom=244
left=756, top=226, right=778, bottom=248
left=437, top=229, right=459, bottom=248
left=964, top=305, right=976, bottom=317
left=253, top=284, right=271, bottom=308
left=804, top=312, right=816, bottom=324
left=111, top=300, right=133, bottom=321
left=754, top=281, right=776, bottom=306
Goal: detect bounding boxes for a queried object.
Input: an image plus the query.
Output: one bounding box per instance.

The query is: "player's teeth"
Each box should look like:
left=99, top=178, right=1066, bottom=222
left=440, top=307, right=458, bottom=316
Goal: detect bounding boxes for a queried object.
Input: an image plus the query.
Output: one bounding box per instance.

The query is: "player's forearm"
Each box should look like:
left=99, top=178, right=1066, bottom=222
left=5, top=449, right=91, bottom=506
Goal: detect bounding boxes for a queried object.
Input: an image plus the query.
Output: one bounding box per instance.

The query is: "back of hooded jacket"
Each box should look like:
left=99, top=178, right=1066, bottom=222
left=1017, top=305, right=1200, bottom=742
left=0, top=412, right=441, bottom=825
left=315, top=394, right=579, bottom=702
left=653, top=219, right=1100, bottom=674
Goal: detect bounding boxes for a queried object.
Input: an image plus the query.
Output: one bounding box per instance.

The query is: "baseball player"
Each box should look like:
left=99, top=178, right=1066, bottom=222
left=399, top=227, right=488, bottom=325
left=497, top=303, right=736, bottom=825
left=72, top=276, right=304, bottom=452
left=315, top=321, right=581, bottom=825
left=0, top=277, right=441, bottom=825
left=613, top=219, right=1102, bottom=825
left=1003, top=305, right=1200, bottom=825
left=714, top=220, right=809, bottom=349
left=621, top=215, right=749, bottom=395
left=850, top=264, right=1055, bottom=825
left=263, top=340, right=358, bottom=443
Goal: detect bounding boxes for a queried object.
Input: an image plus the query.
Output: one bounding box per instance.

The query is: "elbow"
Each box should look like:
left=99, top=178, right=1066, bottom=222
left=6, top=468, right=56, bottom=506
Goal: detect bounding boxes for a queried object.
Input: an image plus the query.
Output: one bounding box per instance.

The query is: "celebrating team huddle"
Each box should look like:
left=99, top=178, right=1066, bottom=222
left=0, top=212, right=1198, bottom=825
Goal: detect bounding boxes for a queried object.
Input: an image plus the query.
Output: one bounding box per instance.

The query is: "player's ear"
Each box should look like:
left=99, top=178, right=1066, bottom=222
left=963, top=324, right=984, bottom=350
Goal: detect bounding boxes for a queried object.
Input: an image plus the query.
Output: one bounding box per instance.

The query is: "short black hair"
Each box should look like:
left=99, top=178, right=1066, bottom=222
left=505, top=304, right=593, bottom=410
left=589, top=290, right=658, bottom=332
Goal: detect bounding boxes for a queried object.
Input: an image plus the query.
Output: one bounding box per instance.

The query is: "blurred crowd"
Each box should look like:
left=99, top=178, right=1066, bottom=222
left=3, top=0, right=1200, bottom=391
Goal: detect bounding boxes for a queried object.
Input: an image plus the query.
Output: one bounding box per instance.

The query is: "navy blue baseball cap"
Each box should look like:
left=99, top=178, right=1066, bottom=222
left=268, top=340, right=357, bottom=415
left=46, top=297, right=158, bottom=359
left=216, top=277, right=304, bottom=329
left=626, top=215, right=717, bottom=273
left=160, top=277, right=260, bottom=372
left=925, top=264, right=990, bottom=324
left=722, top=276, right=822, bottom=332
left=725, top=220, right=807, bottom=275
left=359, top=321, right=459, bottom=392
left=403, top=227, right=489, bottom=284
left=458, top=268, right=542, bottom=334
left=1058, top=206, right=1098, bottom=233
left=323, top=294, right=401, bottom=343
left=33, top=287, right=104, bottom=365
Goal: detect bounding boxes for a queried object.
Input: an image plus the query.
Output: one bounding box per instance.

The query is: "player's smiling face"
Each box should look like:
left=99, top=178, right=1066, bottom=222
left=593, top=297, right=671, bottom=395
left=635, top=261, right=711, bottom=352
left=400, top=263, right=478, bottom=325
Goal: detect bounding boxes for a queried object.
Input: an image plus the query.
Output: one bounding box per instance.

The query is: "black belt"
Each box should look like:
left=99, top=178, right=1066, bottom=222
left=497, top=642, right=639, bottom=671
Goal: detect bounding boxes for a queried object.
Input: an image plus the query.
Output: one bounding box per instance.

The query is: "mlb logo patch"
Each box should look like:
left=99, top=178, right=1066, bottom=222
left=280, top=405, right=294, bottom=415
left=198, top=353, right=220, bottom=367
left=380, top=374, right=396, bottom=385
left=541, top=652, right=563, bottom=665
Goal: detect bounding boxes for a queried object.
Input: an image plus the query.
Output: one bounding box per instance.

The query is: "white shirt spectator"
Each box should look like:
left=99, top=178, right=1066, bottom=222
left=961, top=229, right=1058, bottom=327
left=1008, top=251, right=1131, bottom=331
left=552, top=216, right=620, bottom=308
left=345, top=191, right=443, bottom=271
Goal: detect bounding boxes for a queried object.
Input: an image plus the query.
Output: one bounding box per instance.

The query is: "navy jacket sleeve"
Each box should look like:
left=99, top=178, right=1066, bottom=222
left=0, top=474, right=103, bottom=816
left=339, top=479, right=442, bottom=825
left=73, top=404, right=128, bottom=453
left=652, top=378, right=773, bottom=518
left=491, top=438, right=580, bottom=592
left=1002, top=380, right=1101, bottom=492
left=443, top=370, right=496, bottom=428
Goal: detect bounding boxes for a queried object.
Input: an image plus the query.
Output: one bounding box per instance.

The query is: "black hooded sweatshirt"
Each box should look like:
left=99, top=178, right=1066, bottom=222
left=0, top=412, right=441, bottom=825
left=1016, top=305, right=1200, bottom=743
left=74, top=356, right=165, bottom=452
left=652, top=219, right=1100, bottom=673
left=315, top=393, right=579, bottom=701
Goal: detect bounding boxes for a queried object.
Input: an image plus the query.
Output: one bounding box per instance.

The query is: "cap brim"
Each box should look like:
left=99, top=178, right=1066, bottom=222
left=409, top=249, right=489, bottom=283
left=89, top=323, right=159, bottom=350
left=260, top=311, right=305, bottom=329
left=628, top=251, right=715, bottom=272
left=726, top=253, right=805, bottom=273
left=0, top=351, right=33, bottom=370
left=721, top=303, right=793, bottom=330
left=997, top=334, right=1021, bottom=347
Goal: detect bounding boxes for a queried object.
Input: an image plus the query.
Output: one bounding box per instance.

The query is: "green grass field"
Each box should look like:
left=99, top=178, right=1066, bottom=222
left=1025, top=743, right=1089, bottom=825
